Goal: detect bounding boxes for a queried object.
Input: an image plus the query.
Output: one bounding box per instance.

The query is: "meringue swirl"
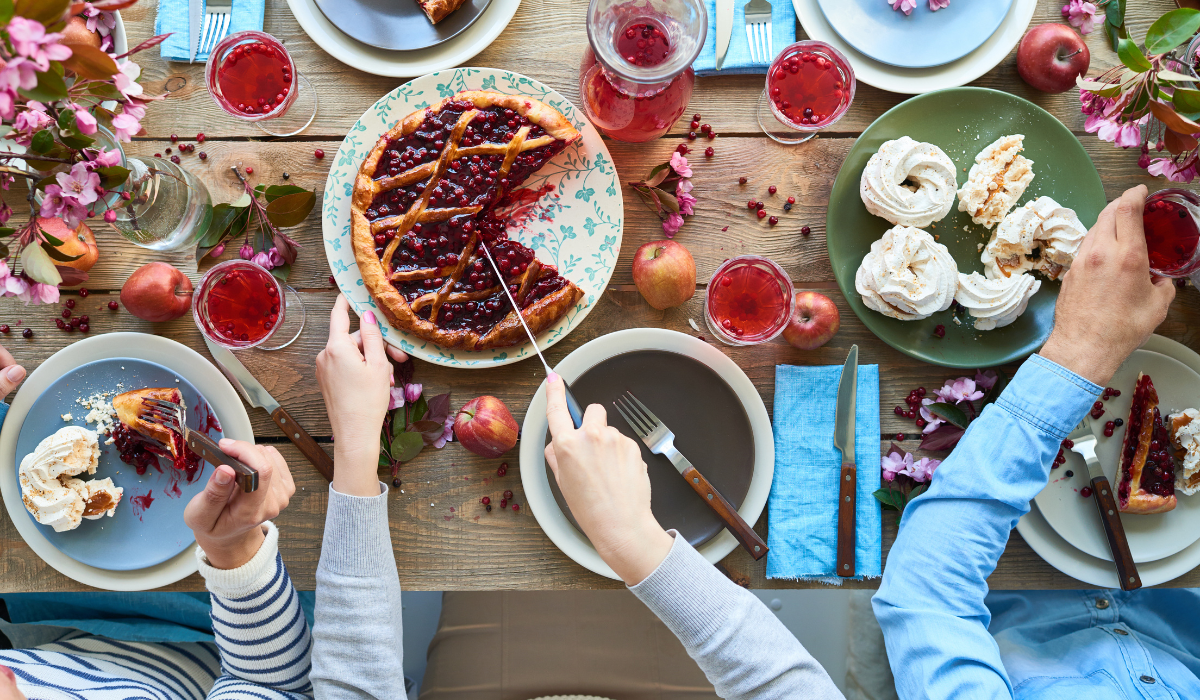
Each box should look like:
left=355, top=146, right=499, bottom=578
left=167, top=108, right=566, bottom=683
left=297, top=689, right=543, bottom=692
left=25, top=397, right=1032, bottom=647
left=855, top=225, right=958, bottom=321
left=860, top=136, right=958, bottom=228
left=957, top=134, right=1034, bottom=229
left=983, top=196, right=1088, bottom=281
left=20, top=426, right=122, bottom=532
left=955, top=271, right=1041, bottom=331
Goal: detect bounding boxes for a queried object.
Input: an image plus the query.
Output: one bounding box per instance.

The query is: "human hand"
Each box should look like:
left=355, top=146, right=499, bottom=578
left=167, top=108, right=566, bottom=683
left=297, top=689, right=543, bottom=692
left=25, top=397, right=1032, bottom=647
left=544, top=373, right=672, bottom=585
left=184, top=440, right=295, bottom=570
left=0, top=664, right=25, bottom=700
left=1040, top=185, right=1176, bottom=386
left=316, top=295, right=406, bottom=497
left=0, top=344, right=25, bottom=402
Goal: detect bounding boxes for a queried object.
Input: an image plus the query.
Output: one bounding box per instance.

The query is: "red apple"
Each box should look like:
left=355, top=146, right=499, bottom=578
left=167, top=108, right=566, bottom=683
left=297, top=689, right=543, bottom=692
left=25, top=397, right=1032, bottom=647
left=782, top=292, right=840, bottom=350
left=632, top=240, right=696, bottom=310
left=454, top=395, right=519, bottom=458
left=1017, top=23, right=1090, bottom=93
left=120, top=262, right=194, bottom=322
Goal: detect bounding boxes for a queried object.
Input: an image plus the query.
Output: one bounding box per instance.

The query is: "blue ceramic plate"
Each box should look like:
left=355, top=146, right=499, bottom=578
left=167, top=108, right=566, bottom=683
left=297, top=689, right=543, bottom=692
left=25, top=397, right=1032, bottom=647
left=815, top=0, right=1014, bottom=68
left=12, top=358, right=222, bottom=571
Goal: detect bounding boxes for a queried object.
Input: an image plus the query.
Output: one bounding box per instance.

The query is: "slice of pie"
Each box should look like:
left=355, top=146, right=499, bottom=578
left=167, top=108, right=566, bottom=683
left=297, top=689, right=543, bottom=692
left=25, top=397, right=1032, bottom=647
left=351, top=91, right=585, bottom=351
left=112, top=388, right=201, bottom=477
left=1169, top=408, right=1200, bottom=496
left=1116, top=373, right=1177, bottom=514
left=417, top=0, right=466, bottom=24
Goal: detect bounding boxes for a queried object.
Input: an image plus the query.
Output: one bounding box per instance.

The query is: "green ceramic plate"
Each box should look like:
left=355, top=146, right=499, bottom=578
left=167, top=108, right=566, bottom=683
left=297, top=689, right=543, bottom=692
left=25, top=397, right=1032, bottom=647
left=827, top=87, right=1106, bottom=369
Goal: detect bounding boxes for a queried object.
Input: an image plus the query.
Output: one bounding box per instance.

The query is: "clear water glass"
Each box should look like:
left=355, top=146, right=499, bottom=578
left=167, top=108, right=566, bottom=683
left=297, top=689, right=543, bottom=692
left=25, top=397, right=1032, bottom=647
left=110, top=156, right=213, bottom=251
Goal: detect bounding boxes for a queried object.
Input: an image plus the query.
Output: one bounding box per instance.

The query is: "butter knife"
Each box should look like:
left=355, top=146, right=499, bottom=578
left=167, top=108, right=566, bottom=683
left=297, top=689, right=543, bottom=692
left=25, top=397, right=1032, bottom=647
left=833, top=344, right=858, bottom=577
left=715, top=0, right=734, bottom=70
left=203, top=338, right=335, bottom=481
left=189, top=0, right=202, bottom=63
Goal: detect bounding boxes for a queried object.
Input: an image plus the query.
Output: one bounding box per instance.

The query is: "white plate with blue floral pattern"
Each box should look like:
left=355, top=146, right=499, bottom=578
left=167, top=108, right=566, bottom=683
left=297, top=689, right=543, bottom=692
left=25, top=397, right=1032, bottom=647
left=322, top=68, right=623, bottom=368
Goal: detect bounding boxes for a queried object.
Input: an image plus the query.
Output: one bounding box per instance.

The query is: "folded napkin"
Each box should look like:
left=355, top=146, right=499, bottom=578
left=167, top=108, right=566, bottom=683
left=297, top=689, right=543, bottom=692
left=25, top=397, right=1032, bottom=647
left=155, top=0, right=266, bottom=63
left=694, top=0, right=797, bottom=76
left=767, top=363, right=882, bottom=583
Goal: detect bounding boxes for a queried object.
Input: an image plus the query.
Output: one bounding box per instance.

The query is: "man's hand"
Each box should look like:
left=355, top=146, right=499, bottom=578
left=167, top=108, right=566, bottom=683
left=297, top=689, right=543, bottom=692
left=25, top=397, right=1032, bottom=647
left=1041, top=185, right=1176, bottom=386
left=0, top=344, right=25, bottom=402
left=184, top=440, right=295, bottom=570
left=544, top=373, right=672, bottom=585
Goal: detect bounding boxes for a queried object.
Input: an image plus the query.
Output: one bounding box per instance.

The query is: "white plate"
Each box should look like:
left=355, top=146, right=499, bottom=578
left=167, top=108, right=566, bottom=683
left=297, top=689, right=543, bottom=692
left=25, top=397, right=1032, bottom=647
left=286, top=0, right=520, bottom=78
left=1035, top=349, right=1200, bottom=564
left=519, top=329, right=774, bottom=581
left=1017, top=334, right=1200, bottom=587
left=0, top=333, right=254, bottom=591
left=323, top=68, right=623, bottom=368
left=794, top=0, right=1036, bottom=94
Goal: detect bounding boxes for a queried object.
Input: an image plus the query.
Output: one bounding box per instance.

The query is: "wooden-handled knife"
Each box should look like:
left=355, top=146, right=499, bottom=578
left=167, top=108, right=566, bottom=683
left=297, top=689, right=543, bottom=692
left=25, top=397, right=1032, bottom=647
left=833, top=345, right=859, bottom=578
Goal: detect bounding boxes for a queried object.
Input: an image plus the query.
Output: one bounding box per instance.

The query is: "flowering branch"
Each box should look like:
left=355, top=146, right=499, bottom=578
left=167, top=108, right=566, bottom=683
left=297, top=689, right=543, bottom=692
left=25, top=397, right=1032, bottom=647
left=627, top=152, right=695, bottom=238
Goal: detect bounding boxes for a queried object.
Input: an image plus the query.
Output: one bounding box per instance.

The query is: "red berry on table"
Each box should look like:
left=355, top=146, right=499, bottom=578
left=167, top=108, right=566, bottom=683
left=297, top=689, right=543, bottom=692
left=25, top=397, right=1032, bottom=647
left=503, top=489, right=513, bottom=499
left=895, top=433, right=905, bottom=441
left=56, top=319, right=65, bottom=330
left=690, top=120, right=700, bottom=129
left=79, top=288, right=89, bottom=297
left=197, top=133, right=206, bottom=143
left=756, top=201, right=765, bottom=210
left=933, top=324, right=946, bottom=338
left=245, top=166, right=254, bottom=174
left=393, top=478, right=402, bottom=488
left=692, top=113, right=701, bottom=120
left=170, top=134, right=178, bottom=142
left=757, top=209, right=767, bottom=219
left=768, top=216, right=778, bottom=226
left=108, top=301, right=119, bottom=311
left=512, top=503, right=520, bottom=512
left=748, top=200, right=757, bottom=209
left=315, top=149, right=325, bottom=159
left=65, top=299, right=75, bottom=309
left=894, top=406, right=905, bottom=416
left=0, top=324, right=8, bottom=333
left=700, top=123, right=711, bottom=133
left=499, top=498, right=507, bottom=509
left=768, top=185, right=777, bottom=195
left=171, top=155, right=181, bottom=164
left=154, top=153, right=161, bottom=157
left=687, top=131, right=697, bottom=140
left=676, top=144, right=688, bottom=154
left=707, top=131, right=716, bottom=140
left=481, top=496, right=490, bottom=505
left=79, top=323, right=89, bottom=333
left=801, top=225, right=811, bottom=236
left=787, top=196, right=796, bottom=204
left=61, top=309, right=71, bottom=319
left=705, top=147, right=714, bottom=157
left=165, top=147, right=172, bottom=155
left=739, top=177, right=747, bottom=184
left=328, top=275, right=336, bottom=285
left=21, top=328, right=32, bottom=338
left=199, top=152, right=208, bottom=160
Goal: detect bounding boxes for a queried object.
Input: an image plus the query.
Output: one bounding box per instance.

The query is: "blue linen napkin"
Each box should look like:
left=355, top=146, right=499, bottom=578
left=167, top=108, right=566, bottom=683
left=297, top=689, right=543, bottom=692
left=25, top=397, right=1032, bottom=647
left=694, top=0, right=797, bottom=76
left=154, top=0, right=266, bottom=63
left=767, top=364, right=882, bottom=583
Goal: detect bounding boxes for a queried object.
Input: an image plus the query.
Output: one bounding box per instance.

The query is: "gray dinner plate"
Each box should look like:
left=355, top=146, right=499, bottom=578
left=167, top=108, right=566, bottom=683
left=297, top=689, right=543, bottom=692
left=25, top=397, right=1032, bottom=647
left=313, top=0, right=493, bottom=51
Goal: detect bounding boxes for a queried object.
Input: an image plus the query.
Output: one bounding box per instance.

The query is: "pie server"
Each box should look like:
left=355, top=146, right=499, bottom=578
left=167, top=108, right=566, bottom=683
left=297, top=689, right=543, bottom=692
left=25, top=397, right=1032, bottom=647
left=478, top=240, right=584, bottom=428
left=1067, top=418, right=1141, bottom=591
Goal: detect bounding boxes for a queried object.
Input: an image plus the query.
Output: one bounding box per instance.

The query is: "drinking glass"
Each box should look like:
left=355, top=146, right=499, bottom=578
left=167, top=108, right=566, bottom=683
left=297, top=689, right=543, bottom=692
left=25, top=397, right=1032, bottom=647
left=757, top=41, right=855, bottom=145
left=579, top=0, right=706, bottom=142
left=110, top=156, right=214, bottom=251
left=1143, top=188, right=1200, bottom=284
left=204, top=30, right=318, bottom=137
left=194, top=260, right=306, bottom=351
left=704, top=255, right=795, bottom=346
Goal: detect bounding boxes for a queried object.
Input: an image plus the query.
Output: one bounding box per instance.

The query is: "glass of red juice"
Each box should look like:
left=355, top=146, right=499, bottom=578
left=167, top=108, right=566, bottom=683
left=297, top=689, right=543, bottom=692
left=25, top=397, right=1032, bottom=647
left=704, top=256, right=796, bottom=346
left=194, top=260, right=307, bottom=351
left=758, top=41, right=855, bottom=145
left=579, top=0, right=706, bottom=142
left=1143, top=188, right=1200, bottom=283
left=204, top=31, right=318, bottom=137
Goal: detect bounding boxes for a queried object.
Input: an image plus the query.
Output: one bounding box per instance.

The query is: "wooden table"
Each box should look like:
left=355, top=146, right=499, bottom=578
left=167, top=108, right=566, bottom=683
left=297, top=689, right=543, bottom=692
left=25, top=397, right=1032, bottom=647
left=2, top=0, right=1198, bottom=592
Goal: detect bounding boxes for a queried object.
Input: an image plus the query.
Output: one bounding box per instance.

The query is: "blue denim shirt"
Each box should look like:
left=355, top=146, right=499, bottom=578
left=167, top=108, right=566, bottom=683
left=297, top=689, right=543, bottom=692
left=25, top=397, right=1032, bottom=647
left=874, top=354, right=1200, bottom=699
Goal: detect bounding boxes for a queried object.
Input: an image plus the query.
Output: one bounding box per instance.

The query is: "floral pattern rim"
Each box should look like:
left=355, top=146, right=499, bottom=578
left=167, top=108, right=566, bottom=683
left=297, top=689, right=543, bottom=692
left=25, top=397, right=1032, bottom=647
left=321, top=68, right=623, bottom=368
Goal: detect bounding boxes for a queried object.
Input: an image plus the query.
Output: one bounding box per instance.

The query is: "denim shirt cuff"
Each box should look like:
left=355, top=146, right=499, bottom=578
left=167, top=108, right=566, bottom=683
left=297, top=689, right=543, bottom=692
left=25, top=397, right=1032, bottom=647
left=995, top=354, right=1103, bottom=440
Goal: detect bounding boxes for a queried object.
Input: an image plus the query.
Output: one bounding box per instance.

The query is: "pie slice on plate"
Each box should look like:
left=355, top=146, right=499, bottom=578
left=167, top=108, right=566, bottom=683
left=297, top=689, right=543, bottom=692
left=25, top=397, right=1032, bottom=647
left=351, top=91, right=584, bottom=351
left=1116, top=373, right=1177, bottom=514
left=417, top=0, right=467, bottom=24
left=112, top=388, right=200, bottom=476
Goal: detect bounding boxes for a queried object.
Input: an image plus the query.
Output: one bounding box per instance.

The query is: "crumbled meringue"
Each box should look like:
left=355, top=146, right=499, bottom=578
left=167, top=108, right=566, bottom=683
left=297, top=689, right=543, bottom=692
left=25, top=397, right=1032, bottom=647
left=19, top=426, right=123, bottom=532
left=983, top=196, right=1088, bottom=281
left=1169, top=409, right=1200, bottom=496
left=855, top=225, right=958, bottom=321
left=860, top=136, right=958, bottom=228
left=954, top=271, right=1041, bottom=330
left=957, top=134, right=1034, bottom=228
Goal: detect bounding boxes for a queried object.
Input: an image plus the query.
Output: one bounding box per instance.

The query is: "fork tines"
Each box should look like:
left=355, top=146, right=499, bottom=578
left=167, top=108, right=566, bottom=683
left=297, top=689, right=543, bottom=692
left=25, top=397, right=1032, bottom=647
left=612, top=391, right=661, bottom=438
left=140, top=398, right=184, bottom=432
left=199, top=0, right=232, bottom=57
left=743, top=0, right=774, bottom=64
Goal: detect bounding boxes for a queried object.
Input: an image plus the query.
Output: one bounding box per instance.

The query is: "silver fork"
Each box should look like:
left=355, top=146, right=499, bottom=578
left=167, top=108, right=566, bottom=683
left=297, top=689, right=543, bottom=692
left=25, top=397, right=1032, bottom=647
left=199, top=0, right=233, bottom=58
left=141, top=398, right=259, bottom=492
left=612, top=391, right=768, bottom=560
left=743, top=0, right=773, bottom=64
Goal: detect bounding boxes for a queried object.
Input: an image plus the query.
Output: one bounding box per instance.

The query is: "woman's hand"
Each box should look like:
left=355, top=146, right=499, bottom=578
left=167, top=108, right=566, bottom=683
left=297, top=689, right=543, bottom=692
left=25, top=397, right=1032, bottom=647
left=0, top=344, right=25, bottom=402
left=544, top=373, right=672, bottom=585
left=316, top=295, right=407, bottom=497
left=184, top=440, right=295, bottom=570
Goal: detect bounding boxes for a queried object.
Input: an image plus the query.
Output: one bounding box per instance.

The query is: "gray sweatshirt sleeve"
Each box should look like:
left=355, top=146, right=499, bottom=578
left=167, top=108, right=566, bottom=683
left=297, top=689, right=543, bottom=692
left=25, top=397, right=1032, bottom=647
left=629, top=532, right=844, bottom=700
left=309, top=483, right=405, bottom=699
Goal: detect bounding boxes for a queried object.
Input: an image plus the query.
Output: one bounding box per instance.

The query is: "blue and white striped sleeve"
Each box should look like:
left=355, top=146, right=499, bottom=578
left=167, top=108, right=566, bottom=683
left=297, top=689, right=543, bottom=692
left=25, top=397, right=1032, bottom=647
left=197, top=521, right=314, bottom=699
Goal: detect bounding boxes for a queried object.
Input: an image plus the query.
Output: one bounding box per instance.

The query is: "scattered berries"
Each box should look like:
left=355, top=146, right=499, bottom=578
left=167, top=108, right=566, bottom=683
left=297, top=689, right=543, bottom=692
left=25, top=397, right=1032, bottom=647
left=693, top=113, right=701, bottom=120
left=392, top=478, right=401, bottom=488
left=245, top=166, right=254, bottom=174
left=757, top=209, right=767, bottom=219
left=486, top=504, right=492, bottom=512
left=748, top=200, right=757, bottom=209
left=481, top=496, right=491, bottom=505
left=933, top=324, right=946, bottom=339
left=705, top=147, right=714, bottom=157
left=170, top=155, right=180, bottom=164
left=315, top=149, right=325, bottom=159
left=895, top=433, right=905, bottom=441
left=79, top=289, right=89, bottom=298
left=676, top=144, right=689, bottom=154
left=787, top=196, right=796, bottom=204
left=497, top=462, right=509, bottom=477
left=700, top=123, right=711, bottom=133
left=197, top=133, right=206, bottom=143
left=21, top=328, right=32, bottom=338
left=1104, top=421, right=1115, bottom=437
left=768, top=185, right=777, bottom=195
left=108, top=301, right=119, bottom=311
left=739, top=177, right=747, bottom=184
left=282, top=172, right=290, bottom=180
left=690, top=120, right=700, bottom=129
left=1062, top=438, right=1074, bottom=449
left=768, top=216, right=778, bottom=226
left=512, top=503, right=520, bottom=512
left=503, top=490, right=513, bottom=499
left=65, top=299, right=75, bottom=309
left=1081, top=486, right=1093, bottom=498
left=707, top=131, right=716, bottom=140
left=500, top=498, right=507, bottom=509
left=199, top=152, right=208, bottom=160
left=1114, top=418, right=1124, bottom=427
left=61, top=309, right=71, bottom=319
left=0, top=325, right=8, bottom=334
left=687, top=131, right=697, bottom=140
left=801, top=225, right=811, bottom=236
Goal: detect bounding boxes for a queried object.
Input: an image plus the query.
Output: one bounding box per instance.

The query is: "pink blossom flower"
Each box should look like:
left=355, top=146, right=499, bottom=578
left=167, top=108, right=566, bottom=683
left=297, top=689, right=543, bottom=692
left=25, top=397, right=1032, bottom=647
left=433, top=414, right=454, bottom=448
left=251, top=251, right=274, bottom=270
left=974, top=369, right=998, bottom=391
left=676, top=180, right=697, bottom=216
left=0, top=58, right=39, bottom=92
left=267, top=246, right=286, bottom=267
left=114, top=61, right=143, bottom=100
left=89, top=148, right=123, bottom=169
left=83, top=5, right=117, bottom=36
left=902, top=456, right=941, bottom=483
left=239, top=243, right=254, bottom=260
left=1147, top=156, right=1199, bottom=183
left=404, top=382, right=423, bottom=403
left=669, top=152, right=692, bottom=178
left=889, top=0, right=917, bottom=15
left=74, top=106, right=98, bottom=136
left=662, top=211, right=684, bottom=237
left=919, top=397, right=945, bottom=433
left=937, top=377, right=984, bottom=403
left=1062, top=0, right=1097, bottom=34
left=39, top=184, right=88, bottom=227
left=0, top=89, right=15, bottom=121
left=19, top=282, right=60, bottom=305
left=0, top=260, right=27, bottom=297
left=13, top=106, right=52, bottom=143
left=929, top=0, right=950, bottom=9
left=56, top=163, right=100, bottom=207
left=881, top=451, right=913, bottom=481
left=388, top=386, right=406, bottom=410
left=111, top=112, right=141, bottom=141
left=8, top=17, right=71, bottom=72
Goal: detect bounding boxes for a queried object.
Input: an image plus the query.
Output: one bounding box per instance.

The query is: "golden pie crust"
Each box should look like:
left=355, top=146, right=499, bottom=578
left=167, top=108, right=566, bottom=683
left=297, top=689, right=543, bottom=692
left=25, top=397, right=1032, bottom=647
left=418, top=0, right=466, bottom=24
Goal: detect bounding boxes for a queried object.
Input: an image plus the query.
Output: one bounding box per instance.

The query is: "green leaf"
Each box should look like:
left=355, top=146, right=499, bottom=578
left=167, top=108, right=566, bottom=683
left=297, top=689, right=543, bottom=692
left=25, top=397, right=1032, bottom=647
left=926, top=402, right=970, bottom=430
left=95, top=166, right=130, bottom=190
left=41, top=241, right=81, bottom=262
left=263, top=184, right=308, bottom=202
left=390, top=431, right=425, bottom=463
left=56, top=110, right=73, bottom=130
left=1117, top=38, right=1152, bottom=73
left=0, top=243, right=7, bottom=259
left=270, top=263, right=291, bottom=283
left=1174, top=87, right=1200, bottom=114
left=1145, top=8, right=1200, bottom=55
left=411, top=395, right=429, bottom=424
left=0, top=228, right=15, bottom=238
left=230, top=192, right=252, bottom=208
left=59, top=132, right=95, bottom=150
left=61, top=42, right=119, bottom=80
left=873, top=487, right=906, bottom=512
left=1159, top=70, right=1197, bottom=83
left=39, top=228, right=65, bottom=247
left=0, top=0, right=14, bottom=24
left=84, top=82, right=125, bottom=102
left=20, top=70, right=68, bottom=102
left=1107, top=0, right=1125, bottom=27
left=29, top=129, right=54, bottom=155
left=656, top=188, right=679, bottom=213
left=645, top=163, right=672, bottom=188
left=20, top=244, right=61, bottom=285
left=264, top=191, right=316, bottom=228
left=378, top=451, right=391, bottom=468
left=391, top=407, right=408, bottom=444
left=14, top=0, right=68, bottom=23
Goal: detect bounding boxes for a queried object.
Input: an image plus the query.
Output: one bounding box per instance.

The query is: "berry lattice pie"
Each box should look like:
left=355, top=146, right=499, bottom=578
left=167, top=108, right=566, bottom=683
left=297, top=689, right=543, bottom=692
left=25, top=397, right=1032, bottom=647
left=112, top=388, right=201, bottom=478
left=1115, top=373, right=1177, bottom=514
left=351, top=91, right=584, bottom=351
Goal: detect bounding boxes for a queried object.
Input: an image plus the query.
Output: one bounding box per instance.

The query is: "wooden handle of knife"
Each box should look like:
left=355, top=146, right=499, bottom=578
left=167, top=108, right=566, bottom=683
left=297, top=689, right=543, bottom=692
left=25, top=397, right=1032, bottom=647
left=272, top=406, right=334, bottom=482
left=681, top=465, right=768, bottom=560
left=1091, top=475, right=1140, bottom=591
left=837, top=463, right=857, bottom=578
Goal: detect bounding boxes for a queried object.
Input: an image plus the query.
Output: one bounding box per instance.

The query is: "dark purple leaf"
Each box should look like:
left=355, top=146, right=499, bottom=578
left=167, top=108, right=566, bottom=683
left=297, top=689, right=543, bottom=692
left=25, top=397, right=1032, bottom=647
left=425, top=392, right=451, bottom=424
left=920, top=425, right=965, bottom=452
left=395, top=358, right=415, bottom=387
left=55, top=266, right=89, bottom=286
left=271, top=230, right=301, bottom=265
left=885, top=442, right=909, bottom=461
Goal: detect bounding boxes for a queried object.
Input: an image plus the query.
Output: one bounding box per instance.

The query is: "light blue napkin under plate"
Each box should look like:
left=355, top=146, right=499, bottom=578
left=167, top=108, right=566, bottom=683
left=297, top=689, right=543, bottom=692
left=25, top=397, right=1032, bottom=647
left=694, top=0, right=797, bottom=76
left=767, top=364, right=882, bottom=583
left=155, top=0, right=265, bottom=63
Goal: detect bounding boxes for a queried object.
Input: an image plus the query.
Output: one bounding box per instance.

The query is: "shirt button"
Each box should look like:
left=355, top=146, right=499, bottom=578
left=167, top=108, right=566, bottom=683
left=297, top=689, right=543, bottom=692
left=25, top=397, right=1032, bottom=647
left=1096, top=599, right=1110, bottom=609
left=1114, top=628, right=1129, bottom=635
left=1141, top=676, right=1157, bottom=684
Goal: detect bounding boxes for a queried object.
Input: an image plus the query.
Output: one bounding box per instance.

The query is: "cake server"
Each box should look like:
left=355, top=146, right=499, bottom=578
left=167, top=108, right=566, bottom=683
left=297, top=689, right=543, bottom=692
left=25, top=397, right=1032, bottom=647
left=204, top=338, right=335, bottom=482
left=478, top=240, right=584, bottom=428
left=833, top=344, right=858, bottom=577
left=1067, top=419, right=1141, bottom=591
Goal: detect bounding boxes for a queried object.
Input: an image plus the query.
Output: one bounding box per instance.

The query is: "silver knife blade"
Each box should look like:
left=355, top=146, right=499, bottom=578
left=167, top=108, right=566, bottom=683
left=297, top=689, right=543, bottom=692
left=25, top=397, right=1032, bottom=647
left=1068, top=418, right=1106, bottom=481
left=833, top=345, right=859, bottom=464
left=189, top=0, right=202, bottom=63
left=203, top=337, right=281, bottom=413
left=715, top=0, right=734, bottom=70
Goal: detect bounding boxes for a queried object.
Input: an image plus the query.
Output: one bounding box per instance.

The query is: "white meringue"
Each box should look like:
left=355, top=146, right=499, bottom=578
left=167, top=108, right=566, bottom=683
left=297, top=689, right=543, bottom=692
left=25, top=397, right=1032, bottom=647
left=860, top=136, right=958, bottom=228
left=20, top=426, right=122, bottom=532
left=855, top=225, right=958, bottom=321
left=954, top=271, right=1041, bottom=331
left=1169, top=409, right=1200, bottom=497
left=983, top=196, right=1088, bottom=281
left=957, top=134, right=1035, bottom=228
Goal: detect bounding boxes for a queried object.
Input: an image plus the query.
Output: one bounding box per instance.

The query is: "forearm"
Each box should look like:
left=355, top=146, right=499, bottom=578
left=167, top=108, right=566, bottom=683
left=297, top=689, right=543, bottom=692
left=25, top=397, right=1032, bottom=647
left=873, top=354, right=1101, bottom=699
left=630, top=533, right=843, bottom=700
left=309, top=483, right=404, bottom=700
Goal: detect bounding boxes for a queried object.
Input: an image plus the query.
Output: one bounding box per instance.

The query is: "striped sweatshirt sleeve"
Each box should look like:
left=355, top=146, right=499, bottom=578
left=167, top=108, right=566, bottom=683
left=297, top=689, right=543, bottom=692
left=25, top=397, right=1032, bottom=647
left=198, top=521, right=315, bottom=699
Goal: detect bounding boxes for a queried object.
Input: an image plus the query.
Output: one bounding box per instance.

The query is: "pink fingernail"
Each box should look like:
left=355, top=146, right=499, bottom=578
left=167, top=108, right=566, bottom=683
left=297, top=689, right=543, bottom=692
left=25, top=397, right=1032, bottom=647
left=214, top=468, right=232, bottom=486
left=364, top=310, right=377, bottom=325
left=547, top=371, right=559, bottom=383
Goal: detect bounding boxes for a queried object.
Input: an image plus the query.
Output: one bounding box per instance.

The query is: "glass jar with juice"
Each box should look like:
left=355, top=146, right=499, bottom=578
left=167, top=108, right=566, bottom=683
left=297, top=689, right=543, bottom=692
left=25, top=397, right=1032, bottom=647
left=704, top=256, right=795, bottom=346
